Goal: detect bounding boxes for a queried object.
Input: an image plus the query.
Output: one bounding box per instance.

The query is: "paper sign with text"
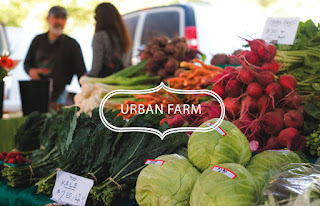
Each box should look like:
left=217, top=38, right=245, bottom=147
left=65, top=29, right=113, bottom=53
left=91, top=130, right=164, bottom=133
left=51, top=171, right=94, bottom=206
left=262, top=17, right=300, bottom=45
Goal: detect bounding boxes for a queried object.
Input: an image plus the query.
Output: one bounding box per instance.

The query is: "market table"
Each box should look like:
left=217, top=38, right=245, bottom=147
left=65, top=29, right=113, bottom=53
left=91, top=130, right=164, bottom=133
left=0, top=180, right=52, bottom=206
left=0, top=180, right=138, bottom=206
left=0, top=116, right=26, bottom=152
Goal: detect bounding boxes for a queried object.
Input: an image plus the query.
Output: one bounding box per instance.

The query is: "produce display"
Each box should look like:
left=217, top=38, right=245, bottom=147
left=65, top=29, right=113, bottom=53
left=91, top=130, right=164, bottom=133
left=0, top=151, right=35, bottom=187
left=0, top=151, right=31, bottom=165
left=188, top=118, right=251, bottom=172
left=141, top=36, right=202, bottom=80
left=3, top=107, right=188, bottom=205
left=75, top=37, right=204, bottom=115
left=246, top=150, right=305, bottom=191
left=190, top=163, right=259, bottom=206
left=276, top=20, right=320, bottom=105
left=14, top=111, right=47, bottom=152
left=211, top=38, right=306, bottom=152
left=165, top=60, right=222, bottom=90
left=210, top=49, right=242, bottom=66
left=75, top=61, right=158, bottom=114
left=261, top=164, right=320, bottom=206
left=3, top=18, right=320, bottom=206
left=306, top=123, right=320, bottom=156
left=135, top=154, right=200, bottom=206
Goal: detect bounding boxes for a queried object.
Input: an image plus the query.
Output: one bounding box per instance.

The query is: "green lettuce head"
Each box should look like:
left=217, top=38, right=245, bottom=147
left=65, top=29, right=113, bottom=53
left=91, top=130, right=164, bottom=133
left=135, top=154, right=200, bottom=206
left=188, top=118, right=251, bottom=172
left=246, top=150, right=305, bottom=191
left=190, top=163, right=259, bottom=206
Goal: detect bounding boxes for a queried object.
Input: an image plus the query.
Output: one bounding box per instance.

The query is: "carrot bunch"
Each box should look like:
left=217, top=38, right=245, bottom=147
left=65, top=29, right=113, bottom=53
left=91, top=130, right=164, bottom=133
left=165, top=59, right=223, bottom=103
left=165, top=59, right=223, bottom=90
left=118, top=90, right=183, bottom=119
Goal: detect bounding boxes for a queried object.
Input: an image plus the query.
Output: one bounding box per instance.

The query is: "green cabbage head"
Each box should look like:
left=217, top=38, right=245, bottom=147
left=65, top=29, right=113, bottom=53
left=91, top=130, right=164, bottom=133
left=190, top=163, right=259, bottom=206
left=188, top=118, right=251, bottom=172
left=246, top=150, right=305, bottom=191
left=135, top=154, right=200, bottom=206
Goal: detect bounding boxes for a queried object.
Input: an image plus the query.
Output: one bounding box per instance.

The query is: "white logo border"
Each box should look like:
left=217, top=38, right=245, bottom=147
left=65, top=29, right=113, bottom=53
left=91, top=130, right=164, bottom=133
left=99, top=82, right=225, bottom=140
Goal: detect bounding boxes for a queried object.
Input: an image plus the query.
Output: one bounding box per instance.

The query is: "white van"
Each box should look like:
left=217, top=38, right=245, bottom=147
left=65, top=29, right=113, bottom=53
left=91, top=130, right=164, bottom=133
left=122, top=3, right=264, bottom=64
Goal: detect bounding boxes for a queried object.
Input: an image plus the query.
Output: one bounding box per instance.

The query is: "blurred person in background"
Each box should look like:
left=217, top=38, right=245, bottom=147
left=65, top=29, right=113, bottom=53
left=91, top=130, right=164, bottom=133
left=88, top=2, right=132, bottom=77
left=24, top=6, right=87, bottom=110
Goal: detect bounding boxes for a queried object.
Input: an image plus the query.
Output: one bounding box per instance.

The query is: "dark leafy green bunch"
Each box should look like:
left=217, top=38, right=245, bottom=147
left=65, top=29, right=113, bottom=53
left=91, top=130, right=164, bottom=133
left=14, top=111, right=47, bottom=152
left=32, top=107, right=188, bottom=206
left=278, top=20, right=320, bottom=51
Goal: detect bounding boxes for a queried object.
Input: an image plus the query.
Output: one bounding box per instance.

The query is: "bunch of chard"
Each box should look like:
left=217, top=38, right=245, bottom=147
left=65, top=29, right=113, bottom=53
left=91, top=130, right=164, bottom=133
left=212, top=39, right=306, bottom=152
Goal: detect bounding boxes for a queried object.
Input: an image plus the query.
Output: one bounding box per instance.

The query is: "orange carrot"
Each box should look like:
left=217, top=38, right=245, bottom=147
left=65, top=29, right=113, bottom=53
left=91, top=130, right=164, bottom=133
left=180, top=61, right=203, bottom=70
left=192, top=59, right=223, bottom=72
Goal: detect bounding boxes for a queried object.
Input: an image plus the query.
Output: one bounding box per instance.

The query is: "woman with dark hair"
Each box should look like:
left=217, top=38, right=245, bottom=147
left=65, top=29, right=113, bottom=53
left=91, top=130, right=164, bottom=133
left=88, top=2, right=132, bottom=77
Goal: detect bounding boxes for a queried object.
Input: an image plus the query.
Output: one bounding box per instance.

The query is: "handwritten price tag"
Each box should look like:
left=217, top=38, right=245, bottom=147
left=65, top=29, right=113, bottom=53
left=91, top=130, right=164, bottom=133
left=51, top=171, right=94, bottom=206
left=145, top=159, right=165, bottom=166
left=261, top=17, right=300, bottom=45
left=212, top=166, right=237, bottom=179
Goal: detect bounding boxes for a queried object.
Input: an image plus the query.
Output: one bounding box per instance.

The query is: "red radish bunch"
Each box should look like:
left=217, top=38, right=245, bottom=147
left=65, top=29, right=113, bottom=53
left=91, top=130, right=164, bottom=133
left=212, top=38, right=305, bottom=152
left=0, top=151, right=31, bottom=165
left=237, top=38, right=279, bottom=74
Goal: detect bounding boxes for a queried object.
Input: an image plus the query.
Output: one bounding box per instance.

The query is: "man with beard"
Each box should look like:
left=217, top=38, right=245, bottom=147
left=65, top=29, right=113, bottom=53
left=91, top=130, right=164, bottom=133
left=24, top=6, right=86, bottom=108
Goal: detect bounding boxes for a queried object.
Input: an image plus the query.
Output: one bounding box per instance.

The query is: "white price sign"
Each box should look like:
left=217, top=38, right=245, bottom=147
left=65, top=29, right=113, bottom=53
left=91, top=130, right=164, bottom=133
left=51, top=171, right=94, bottom=206
left=261, top=17, right=300, bottom=45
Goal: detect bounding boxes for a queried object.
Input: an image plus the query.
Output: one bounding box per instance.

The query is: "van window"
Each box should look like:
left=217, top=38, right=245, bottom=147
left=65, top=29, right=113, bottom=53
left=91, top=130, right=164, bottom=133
left=141, top=11, right=180, bottom=45
left=124, top=16, right=139, bottom=42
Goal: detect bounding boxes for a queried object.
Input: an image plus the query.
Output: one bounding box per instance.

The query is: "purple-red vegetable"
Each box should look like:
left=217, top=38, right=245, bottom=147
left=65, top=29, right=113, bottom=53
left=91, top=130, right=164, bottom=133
left=224, top=97, right=240, bottom=120
left=247, top=39, right=266, bottom=53
left=281, top=91, right=302, bottom=109
left=274, top=108, right=286, bottom=118
left=212, top=84, right=226, bottom=99
left=267, top=136, right=283, bottom=149
left=226, top=79, right=242, bottom=97
left=247, top=82, right=263, bottom=98
left=261, top=111, right=284, bottom=135
left=238, top=66, right=255, bottom=85
left=257, top=95, right=273, bottom=115
left=284, top=110, right=304, bottom=129
left=278, top=128, right=302, bottom=150
left=261, top=59, right=280, bottom=74
left=256, top=70, right=275, bottom=87
left=265, top=83, right=283, bottom=108
left=240, top=51, right=260, bottom=65
left=241, top=96, right=258, bottom=115
left=278, top=75, right=297, bottom=94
